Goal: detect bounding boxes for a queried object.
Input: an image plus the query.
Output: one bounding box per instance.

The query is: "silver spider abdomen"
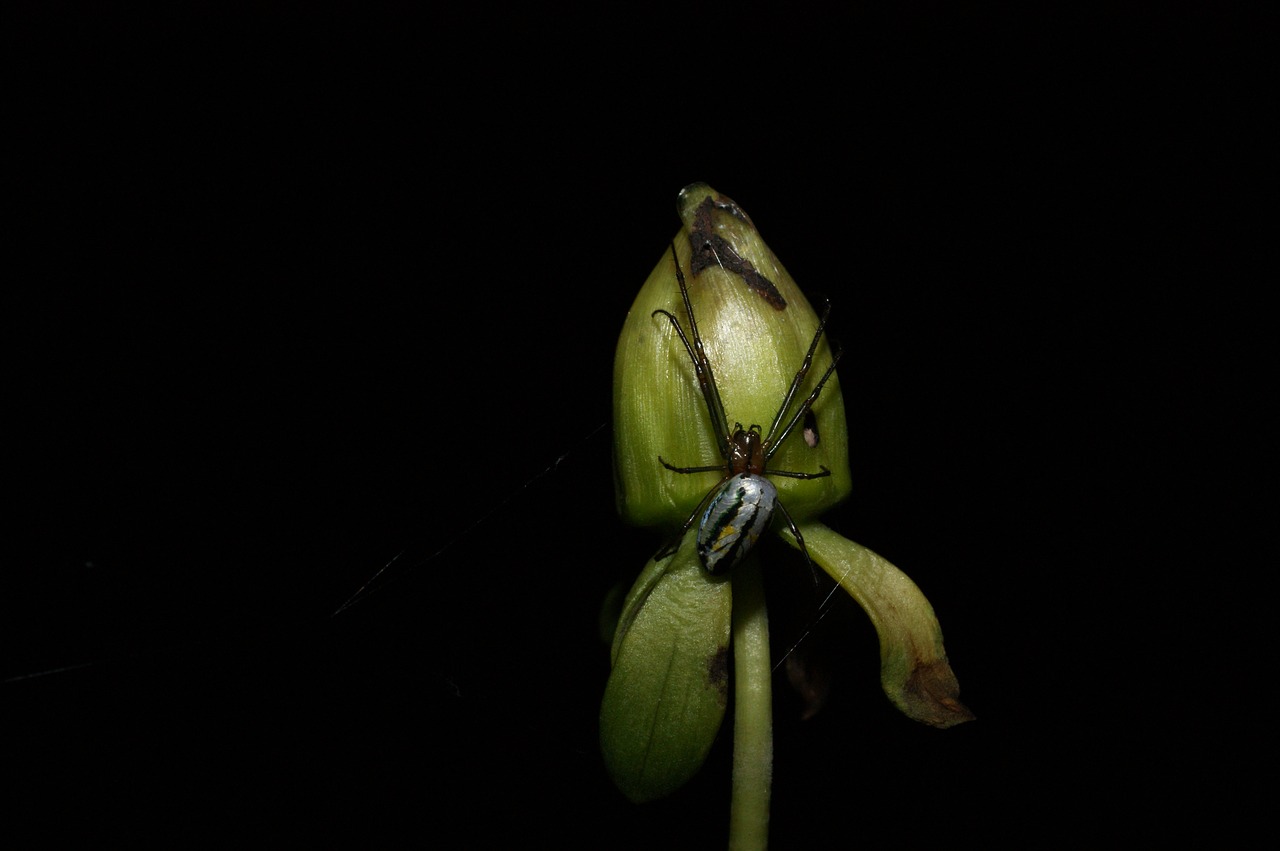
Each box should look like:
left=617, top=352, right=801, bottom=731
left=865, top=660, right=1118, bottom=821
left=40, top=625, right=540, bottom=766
left=697, top=473, right=778, bottom=574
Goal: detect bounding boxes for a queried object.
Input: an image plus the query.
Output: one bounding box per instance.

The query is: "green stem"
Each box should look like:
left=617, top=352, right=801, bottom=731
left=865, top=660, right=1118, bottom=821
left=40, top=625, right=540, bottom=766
left=729, top=557, right=772, bottom=851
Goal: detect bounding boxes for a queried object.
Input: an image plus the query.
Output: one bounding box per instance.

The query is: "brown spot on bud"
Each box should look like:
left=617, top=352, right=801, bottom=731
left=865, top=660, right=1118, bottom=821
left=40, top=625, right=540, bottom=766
left=687, top=196, right=787, bottom=310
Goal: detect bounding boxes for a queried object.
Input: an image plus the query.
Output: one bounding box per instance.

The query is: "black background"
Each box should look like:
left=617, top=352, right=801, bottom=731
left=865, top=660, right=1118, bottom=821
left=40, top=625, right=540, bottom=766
left=8, top=3, right=1268, bottom=847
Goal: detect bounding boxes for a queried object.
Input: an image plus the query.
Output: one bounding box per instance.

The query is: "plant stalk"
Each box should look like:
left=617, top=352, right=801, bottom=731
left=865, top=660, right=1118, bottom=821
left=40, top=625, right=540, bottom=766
left=729, top=557, right=772, bottom=851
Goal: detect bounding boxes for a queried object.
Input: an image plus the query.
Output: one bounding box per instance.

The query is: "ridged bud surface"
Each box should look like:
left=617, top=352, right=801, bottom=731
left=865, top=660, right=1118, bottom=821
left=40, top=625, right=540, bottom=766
left=613, top=183, right=851, bottom=530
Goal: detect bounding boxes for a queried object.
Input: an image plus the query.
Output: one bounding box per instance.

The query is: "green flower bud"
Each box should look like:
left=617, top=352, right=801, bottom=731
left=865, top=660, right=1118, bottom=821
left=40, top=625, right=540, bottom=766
left=612, top=183, right=851, bottom=531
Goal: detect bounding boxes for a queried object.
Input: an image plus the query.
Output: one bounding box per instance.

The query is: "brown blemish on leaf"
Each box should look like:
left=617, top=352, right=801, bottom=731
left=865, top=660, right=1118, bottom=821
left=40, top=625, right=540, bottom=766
left=706, top=645, right=730, bottom=705
left=899, top=657, right=976, bottom=729
left=687, top=196, right=787, bottom=310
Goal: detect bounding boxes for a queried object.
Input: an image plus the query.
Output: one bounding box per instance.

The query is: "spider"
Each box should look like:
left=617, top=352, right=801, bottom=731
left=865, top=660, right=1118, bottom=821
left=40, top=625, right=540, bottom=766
left=652, top=241, right=843, bottom=575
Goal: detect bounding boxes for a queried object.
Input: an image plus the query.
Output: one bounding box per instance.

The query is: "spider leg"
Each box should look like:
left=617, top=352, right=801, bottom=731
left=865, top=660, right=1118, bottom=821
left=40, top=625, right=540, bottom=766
left=767, top=465, right=831, bottom=480
left=654, top=242, right=732, bottom=457
left=659, top=456, right=729, bottom=474
left=764, top=344, right=844, bottom=463
left=652, top=485, right=720, bottom=562
left=774, top=498, right=822, bottom=590
left=766, top=299, right=834, bottom=443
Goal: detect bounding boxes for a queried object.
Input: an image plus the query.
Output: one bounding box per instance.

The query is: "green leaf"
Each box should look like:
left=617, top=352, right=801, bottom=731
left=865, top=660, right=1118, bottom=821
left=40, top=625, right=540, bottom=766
left=793, top=522, right=975, bottom=728
left=600, top=533, right=733, bottom=803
